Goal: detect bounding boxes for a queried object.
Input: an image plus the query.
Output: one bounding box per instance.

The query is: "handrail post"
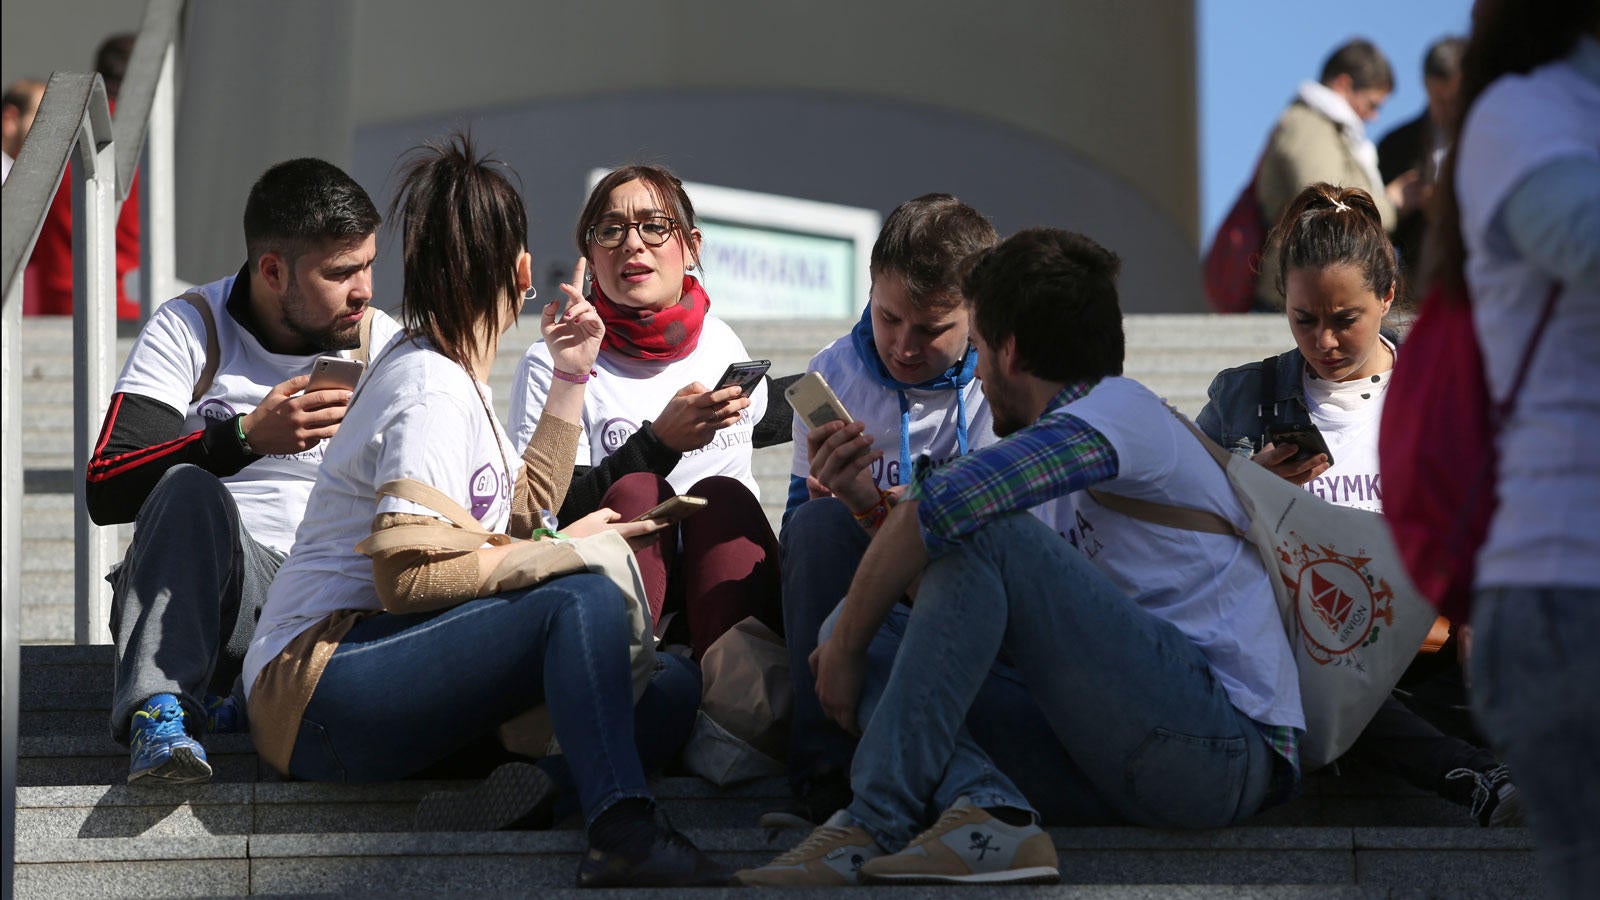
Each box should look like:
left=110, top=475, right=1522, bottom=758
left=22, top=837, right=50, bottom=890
left=71, top=89, right=118, bottom=646
left=138, top=40, right=177, bottom=321
left=1, top=272, right=22, bottom=900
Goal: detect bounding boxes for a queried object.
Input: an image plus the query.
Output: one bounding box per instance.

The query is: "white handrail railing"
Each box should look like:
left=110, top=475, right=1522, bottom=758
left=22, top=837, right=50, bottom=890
left=1, top=1, right=185, bottom=891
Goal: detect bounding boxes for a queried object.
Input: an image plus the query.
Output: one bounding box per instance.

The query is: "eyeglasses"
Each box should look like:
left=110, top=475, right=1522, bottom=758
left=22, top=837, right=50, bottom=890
left=586, top=216, right=678, bottom=249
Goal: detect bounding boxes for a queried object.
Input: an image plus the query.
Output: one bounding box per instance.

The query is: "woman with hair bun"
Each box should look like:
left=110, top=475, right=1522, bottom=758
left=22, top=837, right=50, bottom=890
left=242, top=135, right=729, bottom=888
left=508, top=164, right=781, bottom=659
left=1197, top=182, right=1520, bottom=827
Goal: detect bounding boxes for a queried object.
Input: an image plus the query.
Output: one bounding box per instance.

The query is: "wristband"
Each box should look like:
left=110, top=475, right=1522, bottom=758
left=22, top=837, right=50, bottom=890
left=234, top=415, right=256, bottom=455
left=852, top=489, right=895, bottom=532
left=552, top=368, right=596, bottom=385
left=530, top=528, right=569, bottom=541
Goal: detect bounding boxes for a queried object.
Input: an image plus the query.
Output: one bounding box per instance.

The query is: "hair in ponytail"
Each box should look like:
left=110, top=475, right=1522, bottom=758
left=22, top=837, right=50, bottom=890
left=1270, top=183, right=1398, bottom=303
left=389, top=131, right=528, bottom=372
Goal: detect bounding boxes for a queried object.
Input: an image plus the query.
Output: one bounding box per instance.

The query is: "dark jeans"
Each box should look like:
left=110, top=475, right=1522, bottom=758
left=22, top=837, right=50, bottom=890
left=289, top=572, right=684, bottom=825
left=107, top=464, right=281, bottom=743
left=779, top=498, right=869, bottom=795
left=598, top=473, right=782, bottom=658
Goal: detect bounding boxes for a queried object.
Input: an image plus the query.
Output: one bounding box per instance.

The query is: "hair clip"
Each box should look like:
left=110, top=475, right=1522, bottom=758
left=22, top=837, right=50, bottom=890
left=1332, top=200, right=1351, bottom=212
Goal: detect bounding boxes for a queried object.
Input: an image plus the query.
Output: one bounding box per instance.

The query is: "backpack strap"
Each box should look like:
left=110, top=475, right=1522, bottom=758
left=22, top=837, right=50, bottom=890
left=1256, top=354, right=1279, bottom=439
left=179, top=291, right=220, bottom=403
left=353, top=307, right=376, bottom=365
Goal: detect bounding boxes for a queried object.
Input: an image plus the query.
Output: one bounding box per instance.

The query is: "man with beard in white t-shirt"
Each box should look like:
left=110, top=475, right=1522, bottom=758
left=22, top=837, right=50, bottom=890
left=85, top=158, right=400, bottom=784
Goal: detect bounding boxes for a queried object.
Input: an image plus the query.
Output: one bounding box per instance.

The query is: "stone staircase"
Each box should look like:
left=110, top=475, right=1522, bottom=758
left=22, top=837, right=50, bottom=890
left=10, top=313, right=1538, bottom=897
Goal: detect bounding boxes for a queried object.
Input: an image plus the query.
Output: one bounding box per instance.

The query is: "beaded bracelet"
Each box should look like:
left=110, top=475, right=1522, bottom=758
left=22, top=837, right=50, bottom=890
left=552, top=368, right=596, bottom=385
left=852, top=489, right=895, bottom=532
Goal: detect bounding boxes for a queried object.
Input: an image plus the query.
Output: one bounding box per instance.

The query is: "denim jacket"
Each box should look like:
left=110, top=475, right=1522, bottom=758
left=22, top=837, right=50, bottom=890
left=1195, top=347, right=1311, bottom=455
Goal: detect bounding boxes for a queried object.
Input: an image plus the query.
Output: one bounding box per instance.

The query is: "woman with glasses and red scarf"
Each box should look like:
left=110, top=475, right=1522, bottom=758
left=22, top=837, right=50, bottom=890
left=509, top=165, right=781, bottom=659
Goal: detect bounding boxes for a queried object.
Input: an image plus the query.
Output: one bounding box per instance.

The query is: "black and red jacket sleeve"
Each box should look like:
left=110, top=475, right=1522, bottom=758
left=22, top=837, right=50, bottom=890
left=85, top=392, right=257, bottom=524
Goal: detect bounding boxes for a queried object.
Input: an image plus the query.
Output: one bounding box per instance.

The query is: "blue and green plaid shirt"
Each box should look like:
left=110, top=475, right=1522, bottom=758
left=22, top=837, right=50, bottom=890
left=908, top=379, right=1303, bottom=800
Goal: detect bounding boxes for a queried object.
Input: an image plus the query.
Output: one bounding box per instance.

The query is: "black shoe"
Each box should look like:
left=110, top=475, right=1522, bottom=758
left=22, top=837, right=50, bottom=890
left=1445, top=764, right=1525, bottom=827
left=415, top=762, right=556, bottom=832
left=577, top=810, right=734, bottom=888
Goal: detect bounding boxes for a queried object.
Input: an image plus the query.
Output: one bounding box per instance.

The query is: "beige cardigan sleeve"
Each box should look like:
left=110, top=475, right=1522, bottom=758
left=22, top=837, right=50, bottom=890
left=507, top=414, right=582, bottom=538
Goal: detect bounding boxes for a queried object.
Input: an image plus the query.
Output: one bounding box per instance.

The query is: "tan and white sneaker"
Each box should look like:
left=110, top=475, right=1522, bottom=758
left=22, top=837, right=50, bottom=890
left=857, top=797, right=1060, bottom=885
left=733, top=809, right=884, bottom=887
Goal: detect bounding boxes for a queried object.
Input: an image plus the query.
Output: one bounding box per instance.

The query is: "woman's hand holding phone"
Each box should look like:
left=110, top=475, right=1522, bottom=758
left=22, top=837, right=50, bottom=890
left=560, top=506, right=669, bottom=552
left=1252, top=442, right=1330, bottom=486
left=649, top=381, right=750, bottom=452
left=544, top=257, right=604, bottom=376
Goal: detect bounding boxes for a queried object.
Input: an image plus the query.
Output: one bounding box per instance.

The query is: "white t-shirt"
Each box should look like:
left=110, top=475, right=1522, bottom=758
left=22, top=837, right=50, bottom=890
left=789, top=334, right=995, bottom=491
left=508, top=316, right=766, bottom=501
left=1301, top=363, right=1391, bottom=513
left=1458, top=53, right=1600, bottom=588
left=243, top=337, right=519, bottom=697
left=1060, top=378, right=1304, bottom=731
left=112, top=273, right=402, bottom=553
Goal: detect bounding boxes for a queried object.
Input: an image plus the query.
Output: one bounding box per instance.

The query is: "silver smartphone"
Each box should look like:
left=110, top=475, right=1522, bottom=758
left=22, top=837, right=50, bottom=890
left=785, top=371, right=854, bottom=429
left=306, top=356, right=366, bottom=392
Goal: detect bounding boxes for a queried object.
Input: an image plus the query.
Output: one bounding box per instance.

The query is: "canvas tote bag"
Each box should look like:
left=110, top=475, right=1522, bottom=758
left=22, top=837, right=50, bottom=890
left=1089, top=412, right=1436, bottom=771
left=356, top=477, right=657, bottom=757
left=680, top=616, right=792, bottom=786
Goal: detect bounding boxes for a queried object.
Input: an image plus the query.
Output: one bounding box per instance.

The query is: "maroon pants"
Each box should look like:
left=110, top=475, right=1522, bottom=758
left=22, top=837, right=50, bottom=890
left=597, top=472, right=782, bottom=659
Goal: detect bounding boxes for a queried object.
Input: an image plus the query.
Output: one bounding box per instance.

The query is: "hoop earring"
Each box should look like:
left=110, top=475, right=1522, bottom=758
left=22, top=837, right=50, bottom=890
left=522, top=286, right=538, bottom=303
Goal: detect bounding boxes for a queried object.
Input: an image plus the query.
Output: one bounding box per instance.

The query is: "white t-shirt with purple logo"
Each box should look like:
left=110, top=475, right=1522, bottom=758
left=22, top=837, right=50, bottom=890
left=113, top=273, right=401, bottom=553
left=243, top=337, right=517, bottom=698
left=508, top=315, right=766, bottom=503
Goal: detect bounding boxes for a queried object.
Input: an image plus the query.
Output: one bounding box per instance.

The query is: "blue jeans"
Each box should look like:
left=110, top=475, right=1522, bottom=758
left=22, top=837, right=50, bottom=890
left=289, top=572, right=685, bottom=825
left=841, top=513, right=1276, bottom=851
left=1470, top=586, right=1600, bottom=898
left=780, top=498, right=871, bottom=793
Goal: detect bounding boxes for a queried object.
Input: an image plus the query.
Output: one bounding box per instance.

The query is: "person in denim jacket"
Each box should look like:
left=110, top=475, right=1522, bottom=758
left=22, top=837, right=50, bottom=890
left=1198, top=182, right=1520, bottom=827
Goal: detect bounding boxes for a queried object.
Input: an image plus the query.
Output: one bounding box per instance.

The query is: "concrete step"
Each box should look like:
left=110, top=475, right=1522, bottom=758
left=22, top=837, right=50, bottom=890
left=12, top=825, right=1537, bottom=897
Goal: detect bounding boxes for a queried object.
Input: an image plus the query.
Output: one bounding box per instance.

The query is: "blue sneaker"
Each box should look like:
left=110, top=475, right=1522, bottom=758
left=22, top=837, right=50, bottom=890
left=202, top=693, right=244, bottom=734
left=128, top=694, right=213, bottom=785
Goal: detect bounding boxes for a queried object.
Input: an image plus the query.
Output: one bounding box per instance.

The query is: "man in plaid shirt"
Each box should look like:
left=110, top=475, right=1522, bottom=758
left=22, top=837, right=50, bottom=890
left=738, top=228, right=1304, bottom=888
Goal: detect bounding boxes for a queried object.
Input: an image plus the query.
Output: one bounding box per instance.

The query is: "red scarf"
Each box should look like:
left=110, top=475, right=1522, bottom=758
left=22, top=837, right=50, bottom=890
left=592, top=275, right=711, bottom=361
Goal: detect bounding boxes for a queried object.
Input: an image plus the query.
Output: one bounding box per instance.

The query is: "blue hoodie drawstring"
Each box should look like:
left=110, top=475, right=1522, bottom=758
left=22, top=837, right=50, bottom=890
left=850, top=304, right=976, bottom=487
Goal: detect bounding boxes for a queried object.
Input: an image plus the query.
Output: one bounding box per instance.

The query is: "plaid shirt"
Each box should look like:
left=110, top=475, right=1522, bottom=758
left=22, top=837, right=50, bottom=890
left=909, top=379, right=1304, bottom=796
left=910, top=382, right=1113, bottom=558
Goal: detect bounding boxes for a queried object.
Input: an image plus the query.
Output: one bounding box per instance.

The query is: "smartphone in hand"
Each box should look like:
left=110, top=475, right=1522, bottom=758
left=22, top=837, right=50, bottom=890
left=631, top=495, right=709, bottom=523
left=306, top=356, right=366, bottom=393
left=785, top=371, right=854, bottom=429
left=1263, top=422, right=1334, bottom=466
left=715, top=359, right=772, bottom=397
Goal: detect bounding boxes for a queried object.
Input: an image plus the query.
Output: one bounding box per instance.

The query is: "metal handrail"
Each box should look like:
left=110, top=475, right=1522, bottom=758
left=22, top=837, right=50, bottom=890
left=3, top=1, right=186, bottom=891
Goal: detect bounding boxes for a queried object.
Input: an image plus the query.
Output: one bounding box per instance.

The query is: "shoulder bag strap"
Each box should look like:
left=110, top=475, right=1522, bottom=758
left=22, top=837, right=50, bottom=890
left=1085, top=488, right=1242, bottom=537
left=179, top=291, right=220, bottom=403
left=375, top=477, right=493, bottom=534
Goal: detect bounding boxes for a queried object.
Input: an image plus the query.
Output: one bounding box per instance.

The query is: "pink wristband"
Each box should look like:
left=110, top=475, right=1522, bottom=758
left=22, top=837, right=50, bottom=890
left=552, top=368, right=596, bottom=384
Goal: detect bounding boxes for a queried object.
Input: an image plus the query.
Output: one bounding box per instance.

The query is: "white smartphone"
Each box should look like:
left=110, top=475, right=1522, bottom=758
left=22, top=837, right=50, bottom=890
left=631, top=495, right=709, bottom=524
left=306, top=356, right=366, bottom=392
left=785, top=371, right=854, bottom=429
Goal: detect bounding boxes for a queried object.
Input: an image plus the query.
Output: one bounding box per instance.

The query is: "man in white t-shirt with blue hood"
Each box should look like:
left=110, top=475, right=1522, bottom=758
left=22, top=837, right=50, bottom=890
left=779, top=193, right=996, bottom=821
left=85, top=158, right=400, bottom=784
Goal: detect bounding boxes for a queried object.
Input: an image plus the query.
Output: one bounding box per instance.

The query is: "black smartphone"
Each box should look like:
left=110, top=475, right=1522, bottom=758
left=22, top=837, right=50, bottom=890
left=715, top=359, right=771, bottom=397
left=1263, top=422, right=1334, bottom=466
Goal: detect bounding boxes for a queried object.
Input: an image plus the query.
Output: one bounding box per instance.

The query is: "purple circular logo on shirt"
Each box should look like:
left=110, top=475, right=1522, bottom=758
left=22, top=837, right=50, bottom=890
left=469, top=463, right=500, bottom=520
left=197, top=399, right=237, bottom=421
left=599, top=417, right=638, bottom=454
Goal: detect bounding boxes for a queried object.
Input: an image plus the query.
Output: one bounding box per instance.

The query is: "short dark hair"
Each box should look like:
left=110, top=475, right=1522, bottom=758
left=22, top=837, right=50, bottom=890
left=1320, top=39, right=1395, bottom=92
left=242, top=158, right=381, bottom=268
left=389, top=132, right=527, bottom=373
left=94, top=33, right=135, bottom=100
left=576, top=164, right=700, bottom=269
left=1270, top=183, right=1398, bottom=303
left=962, top=228, right=1124, bottom=383
left=1423, top=36, right=1467, bottom=81
left=871, top=193, right=997, bottom=311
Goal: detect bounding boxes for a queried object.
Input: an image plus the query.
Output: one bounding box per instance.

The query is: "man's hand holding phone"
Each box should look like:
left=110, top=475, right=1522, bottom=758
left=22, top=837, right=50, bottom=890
left=806, top=419, right=882, bottom=513
left=240, top=373, right=352, bottom=455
